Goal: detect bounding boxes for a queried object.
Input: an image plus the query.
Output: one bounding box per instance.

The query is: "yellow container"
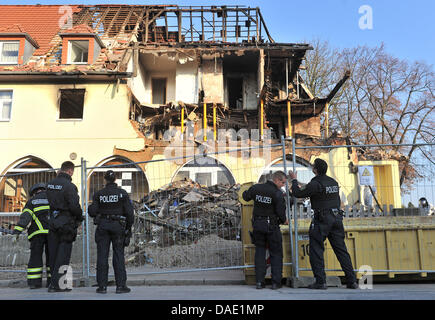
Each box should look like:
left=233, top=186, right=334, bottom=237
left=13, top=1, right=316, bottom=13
left=240, top=185, right=435, bottom=282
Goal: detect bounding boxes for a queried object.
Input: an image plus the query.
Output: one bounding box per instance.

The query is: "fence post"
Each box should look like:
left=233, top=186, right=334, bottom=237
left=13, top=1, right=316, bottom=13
left=291, top=137, right=299, bottom=279
left=280, top=136, right=296, bottom=280
left=84, top=159, right=90, bottom=280
left=81, top=158, right=86, bottom=279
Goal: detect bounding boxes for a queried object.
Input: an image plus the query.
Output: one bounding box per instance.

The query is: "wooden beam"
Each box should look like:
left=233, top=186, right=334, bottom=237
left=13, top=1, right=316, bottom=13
left=203, top=102, right=207, bottom=142
left=106, top=6, right=122, bottom=36
left=164, top=11, right=168, bottom=40
left=213, top=103, right=217, bottom=141
left=260, top=99, right=264, bottom=139
left=190, top=8, right=193, bottom=42
left=178, top=10, right=182, bottom=42
left=326, top=70, right=351, bottom=103
left=201, top=7, right=204, bottom=41
left=257, top=8, right=274, bottom=43
left=287, top=100, right=292, bottom=137
left=94, top=7, right=111, bottom=33
left=119, top=8, right=134, bottom=34
left=181, top=106, right=184, bottom=134
left=145, top=10, right=149, bottom=42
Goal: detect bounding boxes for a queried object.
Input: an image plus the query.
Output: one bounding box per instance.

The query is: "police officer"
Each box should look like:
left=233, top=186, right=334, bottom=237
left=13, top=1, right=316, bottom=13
left=289, top=158, right=358, bottom=289
left=46, top=161, right=83, bottom=292
left=242, top=171, right=289, bottom=290
left=88, top=170, right=134, bottom=294
left=13, top=183, right=50, bottom=289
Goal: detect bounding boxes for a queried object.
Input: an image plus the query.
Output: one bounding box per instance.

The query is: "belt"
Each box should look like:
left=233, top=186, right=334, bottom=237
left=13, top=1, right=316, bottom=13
left=100, top=215, right=126, bottom=221
left=254, top=216, right=278, bottom=223
left=314, top=208, right=341, bottom=216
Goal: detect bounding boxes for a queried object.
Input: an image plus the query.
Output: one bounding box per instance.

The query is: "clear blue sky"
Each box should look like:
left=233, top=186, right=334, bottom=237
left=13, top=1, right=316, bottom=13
left=3, top=0, right=435, bottom=65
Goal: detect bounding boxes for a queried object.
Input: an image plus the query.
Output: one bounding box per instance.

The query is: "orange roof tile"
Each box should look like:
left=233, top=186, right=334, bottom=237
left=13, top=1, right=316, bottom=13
left=60, top=24, right=95, bottom=34
left=0, top=5, right=81, bottom=55
left=0, top=24, right=27, bottom=33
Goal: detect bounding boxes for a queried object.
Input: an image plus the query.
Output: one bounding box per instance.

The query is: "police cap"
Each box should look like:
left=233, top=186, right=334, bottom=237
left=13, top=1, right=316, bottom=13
left=104, top=170, right=116, bottom=182
left=29, top=183, right=46, bottom=197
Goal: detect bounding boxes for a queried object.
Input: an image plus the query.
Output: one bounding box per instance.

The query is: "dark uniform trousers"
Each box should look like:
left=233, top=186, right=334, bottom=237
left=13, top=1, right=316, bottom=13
left=252, top=217, right=283, bottom=285
left=309, top=209, right=356, bottom=285
left=28, top=236, right=50, bottom=287
left=96, top=218, right=127, bottom=288
left=48, top=231, right=73, bottom=289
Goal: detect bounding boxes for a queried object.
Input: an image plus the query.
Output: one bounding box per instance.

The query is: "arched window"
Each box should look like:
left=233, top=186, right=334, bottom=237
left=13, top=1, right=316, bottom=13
left=0, top=157, right=55, bottom=213
left=88, top=157, right=149, bottom=202
left=172, top=156, right=235, bottom=187
left=260, top=155, right=314, bottom=184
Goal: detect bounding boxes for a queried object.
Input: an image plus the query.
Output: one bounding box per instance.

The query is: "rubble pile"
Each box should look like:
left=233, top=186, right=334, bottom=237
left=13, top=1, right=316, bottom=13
left=127, top=179, right=242, bottom=267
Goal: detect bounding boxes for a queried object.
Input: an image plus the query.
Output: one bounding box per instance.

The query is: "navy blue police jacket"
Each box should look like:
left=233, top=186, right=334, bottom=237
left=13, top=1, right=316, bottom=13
left=242, top=181, right=287, bottom=224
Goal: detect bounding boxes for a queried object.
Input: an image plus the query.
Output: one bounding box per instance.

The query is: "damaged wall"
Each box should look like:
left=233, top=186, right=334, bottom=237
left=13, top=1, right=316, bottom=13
left=293, top=115, right=321, bottom=137
left=175, top=59, right=198, bottom=104
left=201, top=54, right=224, bottom=104
left=130, top=51, right=199, bottom=105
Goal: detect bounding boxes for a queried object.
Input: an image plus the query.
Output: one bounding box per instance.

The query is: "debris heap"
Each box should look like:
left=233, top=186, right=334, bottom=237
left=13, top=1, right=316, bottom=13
left=127, top=179, right=242, bottom=267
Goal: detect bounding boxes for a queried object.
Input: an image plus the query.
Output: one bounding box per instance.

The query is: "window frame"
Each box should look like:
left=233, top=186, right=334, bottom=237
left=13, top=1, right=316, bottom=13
left=57, top=88, right=85, bottom=121
left=0, top=89, right=13, bottom=122
left=0, top=41, right=20, bottom=65
left=67, top=40, right=90, bottom=65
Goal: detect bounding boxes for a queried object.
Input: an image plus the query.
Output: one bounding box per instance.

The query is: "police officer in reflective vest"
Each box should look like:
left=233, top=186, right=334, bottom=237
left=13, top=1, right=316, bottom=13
left=242, top=171, right=289, bottom=290
left=289, top=158, right=358, bottom=289
left=13, top=183, right=51, bottom=289
left=46, top=161, right=83, bottom=292
left=88, top=170, right=134, bottom=294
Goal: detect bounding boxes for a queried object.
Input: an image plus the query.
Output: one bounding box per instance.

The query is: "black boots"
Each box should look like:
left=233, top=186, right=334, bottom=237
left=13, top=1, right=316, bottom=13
left=271, top=283, right=282, bottom=290
left=308, top=282, right=327, bottom=290
left=256, top=282, right=265, bottom=289
left=346, top=282, right=359, bottom=289
left=116, top=286, right=131, bottom=294
left=96, top=286, right=107, bottom=294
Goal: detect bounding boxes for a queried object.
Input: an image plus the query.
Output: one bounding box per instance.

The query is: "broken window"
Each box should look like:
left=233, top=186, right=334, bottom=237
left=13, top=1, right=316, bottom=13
left=0, top=90, right=12, bottom=121
left=88, top=157, right=149, bottom=202
left=68, top=40, right=89, bottom=64
left=195, top=172, right=212, bottom=187
left=227, top=77, right=243, bottom=109
left=152, top=78, right=167, bottom=104
left=0, top=41, right=19, bottom=64
left=172, top=156, right=236, bottom=187
left=59, top=89, right=85, bottom=119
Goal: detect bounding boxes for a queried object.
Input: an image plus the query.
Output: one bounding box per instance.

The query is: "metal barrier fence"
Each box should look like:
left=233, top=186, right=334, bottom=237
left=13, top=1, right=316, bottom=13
left=0, top=165, right=85, bottom=278
left=82, top=143, right=283, bottom=278
left=288, top=141, right=435, bottom=280
left=0, top=140, right=434, bottom=282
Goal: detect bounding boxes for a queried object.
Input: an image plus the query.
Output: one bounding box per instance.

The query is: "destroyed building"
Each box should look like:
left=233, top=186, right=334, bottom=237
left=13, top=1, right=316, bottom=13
left=0, top=4, right=407, bottom=270
left=0, top=4, right=402, bottom=218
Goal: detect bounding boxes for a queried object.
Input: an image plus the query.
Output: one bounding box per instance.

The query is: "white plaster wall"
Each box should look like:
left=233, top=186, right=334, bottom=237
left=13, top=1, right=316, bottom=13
left=175, top=60, right=198, bottom=104
left=129, top=62, right=148, bottom=104
left=143, top=70, right=176, bottom=104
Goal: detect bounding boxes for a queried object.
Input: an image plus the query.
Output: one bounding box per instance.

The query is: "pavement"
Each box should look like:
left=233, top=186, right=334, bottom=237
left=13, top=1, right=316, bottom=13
left=0, top=268, right=434, bottom=301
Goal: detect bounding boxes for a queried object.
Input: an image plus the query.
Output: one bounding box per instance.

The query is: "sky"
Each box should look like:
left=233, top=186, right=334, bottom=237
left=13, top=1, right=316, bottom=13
left=2, top=0, right=434, bottom=65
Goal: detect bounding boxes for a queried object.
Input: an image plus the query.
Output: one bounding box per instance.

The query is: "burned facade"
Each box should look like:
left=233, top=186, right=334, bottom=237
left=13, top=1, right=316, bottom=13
left=0, top=4, right=362, bottom=215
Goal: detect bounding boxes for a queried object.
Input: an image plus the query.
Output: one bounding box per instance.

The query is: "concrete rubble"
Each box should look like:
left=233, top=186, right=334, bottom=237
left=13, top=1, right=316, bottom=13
left=127, top=179, right=242, bottom=268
